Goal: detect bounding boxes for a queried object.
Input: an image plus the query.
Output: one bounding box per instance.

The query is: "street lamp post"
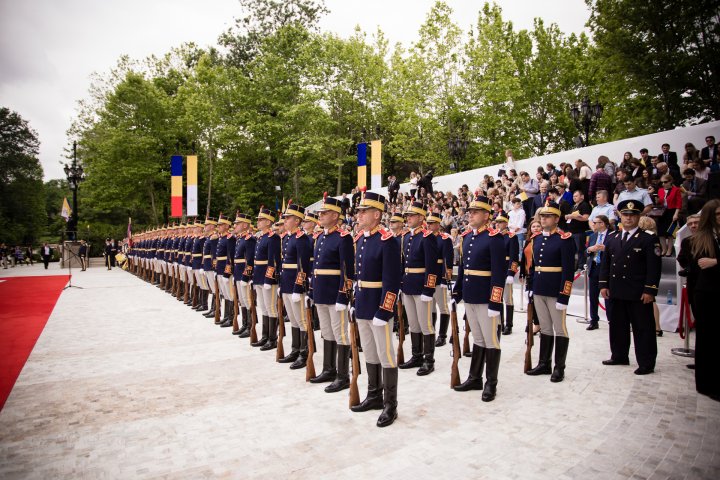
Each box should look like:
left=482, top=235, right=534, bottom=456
left=448, top=122, right=468, bottom=172
left=569, top=96, right=603, bottom=147
left=273, top=165, right=289, bottom=214
left=63, top=141, right=85, bottom=241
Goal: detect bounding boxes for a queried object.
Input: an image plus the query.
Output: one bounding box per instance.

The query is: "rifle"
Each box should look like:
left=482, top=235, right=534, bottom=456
left=450, top=301, right=461, bottom=388
left=183, top=268, right=189, bottom=303
left=396, top=296, right=405, bottom=365
left=249, top=284, right=259, bottom=344
left=524, top=302, right=535, bottom=373
left=231, top=279, right=239, bottom=332
left=192, top=280, right=198, bottom=308
left=276, top=293, right=286, bottom=361
left=304, top=297, right=317, bottom=381
left=348, top=289, right=361, bottom=408
left=462, top=315, right=471, bottom=356
left=213, top=276, right=221, bottom=324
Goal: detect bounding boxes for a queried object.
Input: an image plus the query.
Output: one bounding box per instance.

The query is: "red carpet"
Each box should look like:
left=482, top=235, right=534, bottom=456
left=0, top=275, right=69, bottom=411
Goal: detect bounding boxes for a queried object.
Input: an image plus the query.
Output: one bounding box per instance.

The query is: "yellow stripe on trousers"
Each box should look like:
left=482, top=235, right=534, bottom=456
left=426, top=298, right=433, bottom=333
left=384, top=322, right=395, bottom=368
left=561, top=309, right=568, bottom=337
left=270, top=285, right=277, bottom=316
left=490, top=314, right=500, bottom=349
left=340, top=309, right=347, bottom=345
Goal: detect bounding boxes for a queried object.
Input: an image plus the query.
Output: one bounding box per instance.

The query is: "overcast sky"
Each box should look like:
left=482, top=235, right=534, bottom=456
left=0, top=0, right=590, bottom=181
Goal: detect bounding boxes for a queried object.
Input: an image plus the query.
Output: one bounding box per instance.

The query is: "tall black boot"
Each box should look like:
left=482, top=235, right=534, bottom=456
left=290, top=331, right=308, bottom=369
left=482, top=348, right=501, bottom=402
left=399, top=332, right=423, bottom=369
left=454, top=345, right=485, bottom=391
left=417, top=334, right=436, bottom=376
left=310, top=340, right=337, bottom=383
left=325, top=345, right=350, bottom=392
left=377, top=368, right=398, bottom=427
left=502, top=304, right=514, bottom=335
left=351, top=363, right=384, bottom=412
left=220, top=300, right=234, bottom=327
left=279, top=327, right=301, bottom=363
left=238, top=307, right=250, bottom=337
left=432, top=312, right=437, bottom=331
left=260, top=317, right=278, bottom=350
left=199, top=290, right=209, bottom=311
left=551, top=336, right=569, bottom=383
left=526, top=334, right=554, bottom=375
left=251, top=315, right=269, bottom=347
left=203, top=293, right=216, bottom=317
left=435, top=314, right=450, bottom=346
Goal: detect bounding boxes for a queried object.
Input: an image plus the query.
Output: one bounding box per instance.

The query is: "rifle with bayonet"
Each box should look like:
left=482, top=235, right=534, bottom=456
left=450, top=301, right=461, bottom=388
left=396, top=296, right=405, bottom=365
left=249, top=283, right=259, bottom=344
left=347, top=282, right=361, bottom=408
left=524, top=302, right=535, bottom=373
left=276, top=291, right=286, bottom=361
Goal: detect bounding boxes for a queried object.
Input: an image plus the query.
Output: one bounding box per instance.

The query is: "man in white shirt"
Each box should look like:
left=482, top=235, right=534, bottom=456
left=508, top=198, right=526, bottom=253
left=588, top=190, right=617, bottom=229
left=616, top=177, right=653, bottom=214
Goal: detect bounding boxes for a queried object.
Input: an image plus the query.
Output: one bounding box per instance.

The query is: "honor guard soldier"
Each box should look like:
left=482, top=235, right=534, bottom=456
left=426, top=211, right=454, bottom=347
left=188, top=220, right=204, bottom=306
left=182, top=222, right=195, bottom=304
left=176, top=224, right=188, bottom=299
left=600, top=200, right=662, bottom=375
left=388, top=213, right=405, bottom=241
left=308, top=197, right=355, bottom=392
left=220, top=215, right=238, bottom=326
left=451, top=196, right=506, bottom=401
left=278, top=204, right=313, bottom=368
left=350, top=192, right=401, bottom=427
left=232, top=213, right=256, bottom=337
left=252, top=208, right=281, bottom=350
left=194, top=218, right=213, bottom=311
left=214, top=214, right=233, bottom=325
left=495, top=211, right=520, bottom=335
left=202, top=218, right=219, bottom=317
left=398, top=202, right=441, bottom=376
left=525, top=201, right=576, bottom=382
left=156, top=228, right=167, bottom=287
left=302, top=212, right=319, bottom=236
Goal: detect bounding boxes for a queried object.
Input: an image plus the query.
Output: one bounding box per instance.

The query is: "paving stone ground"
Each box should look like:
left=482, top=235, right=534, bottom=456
left=0, top=263, right=718, bottom=479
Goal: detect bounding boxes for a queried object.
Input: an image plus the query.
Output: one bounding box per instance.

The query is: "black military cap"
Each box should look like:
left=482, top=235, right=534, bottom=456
left=617, top=200, right=642, bottom=215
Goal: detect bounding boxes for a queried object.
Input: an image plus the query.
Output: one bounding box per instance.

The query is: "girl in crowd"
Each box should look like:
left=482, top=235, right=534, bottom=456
left=656, top=174, right=682, bottom=256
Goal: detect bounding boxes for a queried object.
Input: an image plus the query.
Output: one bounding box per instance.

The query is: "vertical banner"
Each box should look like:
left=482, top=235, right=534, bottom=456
left=370, top=139, right=382, bottom=190
left=357, top=142, right=367, bottom=189
left=170, top=155, right=183, bottom=217
left=186, top=155, right=198, bottom=216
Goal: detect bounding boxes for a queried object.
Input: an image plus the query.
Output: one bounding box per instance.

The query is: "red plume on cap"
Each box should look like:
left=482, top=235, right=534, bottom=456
left=361, top=186, right=367, bottom=192
left=288, top=198, right=293, bottom=206
left=323, top=191, right=328, bottom=200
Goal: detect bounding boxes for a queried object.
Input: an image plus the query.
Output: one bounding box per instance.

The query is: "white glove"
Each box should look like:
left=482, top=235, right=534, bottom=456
left=291, top=293, right=301, bottom=303
left=239, top=280, right=248, bottom=287
left=335, top=302, right=347, bottom=311
left=263, top=283, right=271, bottom=290
left=450, top=297, right=457, bottom=306
left=349, top=306, right=355, bottom=318
left=372, top=317, right=386, bottom=327
left=420, top=294, right=433, bottom=303
left=555, top=302, right=567, bottom=311
left=488, top=309, right=501, bottom=317
left=307, top=297, right=314, bottom=307
left=505, top=275, right=514, bottom=285
left=398, top=289, right=402, bottom=296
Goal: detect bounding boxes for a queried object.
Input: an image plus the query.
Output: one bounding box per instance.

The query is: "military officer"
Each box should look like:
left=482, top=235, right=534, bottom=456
left=188, top=219, right=206, bottom=308
left=302, top=212, right=319, bottom=236
left=252, top=208, right=281, bottom=350
left=350, top=192, right=401, bottom=428
left=232, top=213, right=256, bottom=337
left=308, top=197, right=355, bottom=392
left=525, top=201, right=576, bottom=383
left=600, top=200, right=662, bottom=375
left=494, top=211, right=520, bottom=335
left=388, top=213, right=405, bottom=240
left=426, top=211, right=453, bottom=347
left=277, top=204, right=313, bottom=368
left=182, top=221, right=196, bottom=304
left=398, top=201, right=441, bottom=376
left=451, top=196, right=506, bottom=401
left=175, top=224, right=188, bottom=299
left=202, top=219, right=219, bottom=317
left=213, top=214, right=233, bottom=325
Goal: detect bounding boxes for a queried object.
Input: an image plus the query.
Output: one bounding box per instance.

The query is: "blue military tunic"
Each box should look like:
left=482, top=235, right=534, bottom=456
left=233, top=232, right=256, bottom=281
left=280, top=229, right=312, bottom=294
left=202, top=235, right=218, bottom=271
left=503, top=231, right=520, bottom=278
left=598, top=229, right=661, bottom=300
left=191, top=236, right=206, bottom=269
left=435, top=231, right=454, bottom=285
left=253, top=230, right=281, bottom=285
left=312, top=226, right=355, bottom=305
left=528, top=229, right=576, bottom=304
left=401, top=226, right=441, bottom=296
left=353, top=227, right=401, bottom=322
left=453, top=225, right=506, bottom=311
left=215, top=234, right=231, bottom=275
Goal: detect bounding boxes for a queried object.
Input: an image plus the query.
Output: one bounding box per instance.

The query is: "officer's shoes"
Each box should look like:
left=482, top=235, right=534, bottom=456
left=260, top=340, right=277, bottom=351
left=502, top=326, right=512, bottom=335
left=434, top=336, right=447, bottom=347
left=416, top=361, right=434, bottom=376
left=586, top=323, right=599, bottom=330
left=525, top=363, right=551, bottom=375
left=309, top=369, right=337, bottom=384
left=634, top=367, right=654, bottom=375
left=454, top=377, right=483, bottom=391
left=351, top=395, right=384, bottom=412
left=376, top=403, right=398, bottom=428
left=602, top=358, right=629, bottom=366
left=324, top=376, right=350, bottom=393
left=398, top=355, right=423, bottom=369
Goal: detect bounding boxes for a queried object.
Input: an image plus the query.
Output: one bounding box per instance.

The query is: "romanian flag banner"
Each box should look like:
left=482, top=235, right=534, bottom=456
left=170, top=155, right=183, bottom=217
left=357, top=142, right=367, bottom=189
left=186, top=155, right=198, bottom=217
left=370, top=140, right=382, bottom=190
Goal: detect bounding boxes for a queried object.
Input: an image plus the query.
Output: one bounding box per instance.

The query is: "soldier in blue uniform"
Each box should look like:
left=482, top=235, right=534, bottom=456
left=494, top=211, right=520, bottom=335
left=212, top=214, right=232, bottom=325
left=232, top=213, right=255, bottom=337
left=277, top=204, right=314, bottom=368
left=426, top=211, right=453, bottom=347
left=194, top=218, right=214, bottom=311
left=219, top=215, right=238, bottom=327
left=308, top=197, right=355, bottom=392
left=202, top=218, right=219, bottom=317
left=398, top=201, right=441, bottom=376
left=599, top=200, right=662, bottom=375
left=189, top=219, right=206, bottom=308
left=252, top=208, right=281, bottom=350
left=525, top=201, right=576, bottom=383
left=350, top=192, right=402, bottom=427
left=452, top=196, right=506, bottom=401
left=182, top=221, right=196, bottom=305
left=388, top=213, right=405, bottom=240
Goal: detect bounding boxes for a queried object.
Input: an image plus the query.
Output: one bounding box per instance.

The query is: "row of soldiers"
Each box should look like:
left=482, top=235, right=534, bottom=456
left=126, top=192, right=661, bottom=427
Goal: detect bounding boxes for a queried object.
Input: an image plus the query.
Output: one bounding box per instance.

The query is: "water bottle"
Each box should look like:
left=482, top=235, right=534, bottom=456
left=667, top=289, right=672, bottom=305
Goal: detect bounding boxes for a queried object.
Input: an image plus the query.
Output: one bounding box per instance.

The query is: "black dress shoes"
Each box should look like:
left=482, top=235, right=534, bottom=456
left=602, top=358, right=630, bottom=365
left=634, top=367, right=654, bottom=375
left=586, top=323, right=598, bottom=331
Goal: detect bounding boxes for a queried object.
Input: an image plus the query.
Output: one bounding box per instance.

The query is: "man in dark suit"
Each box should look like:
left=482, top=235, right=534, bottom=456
left=585, top=216, right=610, bottom=330
left=658, top=143, right=679, bottom=176
left=682, top=168, right=707, bottom=214
left=387, top=175, right=400, bottom=204
left=599, top=200, right=662, bottom=375
left=104, top=239, right=112, bottom=270
left=530, top=181, right=549, bottom=218
left=700, top=135, right=718, bottom=170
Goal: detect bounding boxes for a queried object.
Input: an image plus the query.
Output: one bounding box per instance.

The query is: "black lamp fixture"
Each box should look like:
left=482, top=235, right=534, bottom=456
left=570, top=96, right=603, bottom=147
left=448, top=121, right=468, bottom=172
